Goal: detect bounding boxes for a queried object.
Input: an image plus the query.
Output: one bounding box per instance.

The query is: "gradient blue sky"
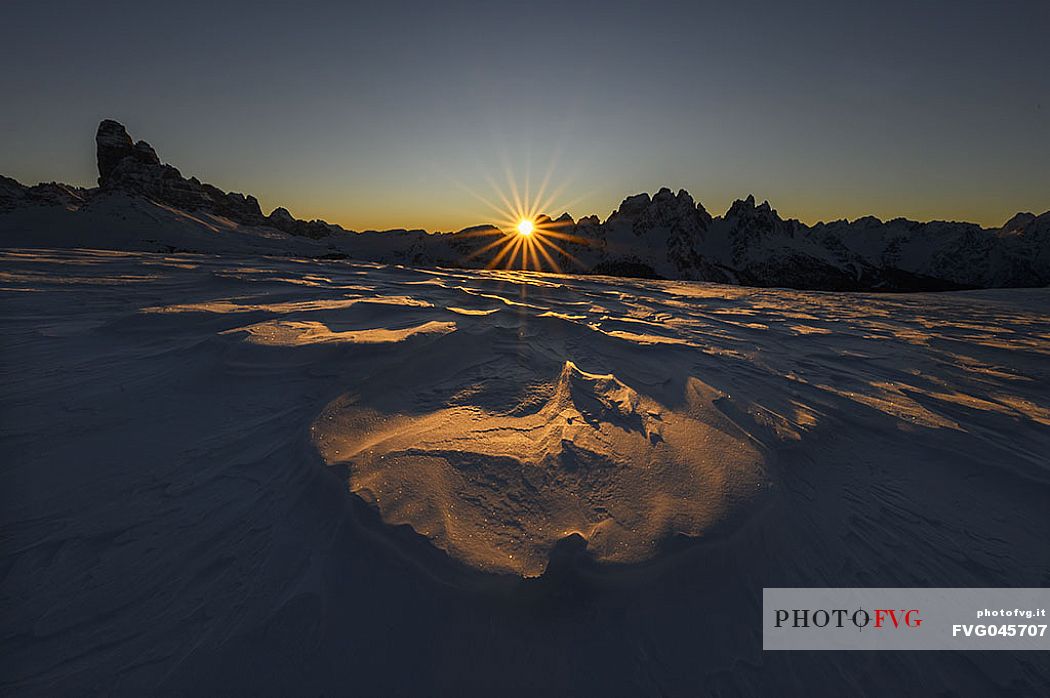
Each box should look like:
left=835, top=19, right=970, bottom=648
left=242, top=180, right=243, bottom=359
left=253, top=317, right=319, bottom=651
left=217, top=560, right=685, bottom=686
left=2, top=0, right=1047, bottom=230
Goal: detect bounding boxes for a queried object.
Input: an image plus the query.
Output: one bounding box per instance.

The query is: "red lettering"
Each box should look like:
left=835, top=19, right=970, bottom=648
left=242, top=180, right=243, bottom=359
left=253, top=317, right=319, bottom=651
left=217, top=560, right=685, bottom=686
left=874, top=609, right=900, bottom=628
left=874, top=609, right=922, bottom=629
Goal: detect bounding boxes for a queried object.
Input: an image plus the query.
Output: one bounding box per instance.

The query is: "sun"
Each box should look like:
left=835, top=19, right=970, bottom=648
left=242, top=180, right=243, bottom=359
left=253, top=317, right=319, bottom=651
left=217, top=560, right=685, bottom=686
left=452, top=167, right=590, bottom=273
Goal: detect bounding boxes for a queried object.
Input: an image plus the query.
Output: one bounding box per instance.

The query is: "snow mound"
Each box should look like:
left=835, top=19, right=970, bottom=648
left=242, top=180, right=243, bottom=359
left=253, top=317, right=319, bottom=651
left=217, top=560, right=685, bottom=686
left=313, top=360, right=765, bottom=576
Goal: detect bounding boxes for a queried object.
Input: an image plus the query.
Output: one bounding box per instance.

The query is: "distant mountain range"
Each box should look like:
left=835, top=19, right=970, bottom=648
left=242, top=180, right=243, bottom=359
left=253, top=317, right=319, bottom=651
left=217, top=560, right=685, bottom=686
left=2, top=119, right=1047, bottom=291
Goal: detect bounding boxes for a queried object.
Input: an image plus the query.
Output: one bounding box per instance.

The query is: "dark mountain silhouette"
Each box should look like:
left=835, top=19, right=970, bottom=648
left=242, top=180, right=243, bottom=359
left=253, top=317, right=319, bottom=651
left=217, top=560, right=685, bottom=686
left=1, top=119, right=1047, bottom=291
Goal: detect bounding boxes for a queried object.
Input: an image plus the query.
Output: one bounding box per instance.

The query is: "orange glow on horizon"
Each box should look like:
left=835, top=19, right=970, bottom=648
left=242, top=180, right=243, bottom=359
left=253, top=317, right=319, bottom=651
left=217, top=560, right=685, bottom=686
left=453, top=164, right=592, bottom=274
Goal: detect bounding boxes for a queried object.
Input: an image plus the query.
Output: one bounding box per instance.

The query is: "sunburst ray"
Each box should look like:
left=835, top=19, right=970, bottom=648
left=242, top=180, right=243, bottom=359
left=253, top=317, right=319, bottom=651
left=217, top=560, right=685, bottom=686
left=455, top=165, right=595, bottom=274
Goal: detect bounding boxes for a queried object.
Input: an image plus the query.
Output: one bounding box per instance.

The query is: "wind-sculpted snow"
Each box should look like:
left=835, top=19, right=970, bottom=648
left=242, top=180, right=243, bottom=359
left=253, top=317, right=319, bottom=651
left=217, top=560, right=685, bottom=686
left=313, top=361, right=765, bottom=576
left=3, top=249, right=1050, bottom=694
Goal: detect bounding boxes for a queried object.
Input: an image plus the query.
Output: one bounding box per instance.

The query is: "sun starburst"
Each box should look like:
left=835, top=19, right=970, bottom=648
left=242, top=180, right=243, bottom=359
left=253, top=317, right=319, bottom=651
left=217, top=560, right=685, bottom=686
left=453, top=163, right=593, bottom=273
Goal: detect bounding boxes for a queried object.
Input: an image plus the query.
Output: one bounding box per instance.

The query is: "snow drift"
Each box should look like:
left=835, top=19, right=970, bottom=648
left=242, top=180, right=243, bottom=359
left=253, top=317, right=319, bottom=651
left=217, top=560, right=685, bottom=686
left=3, top=248, right=1048, bottom=695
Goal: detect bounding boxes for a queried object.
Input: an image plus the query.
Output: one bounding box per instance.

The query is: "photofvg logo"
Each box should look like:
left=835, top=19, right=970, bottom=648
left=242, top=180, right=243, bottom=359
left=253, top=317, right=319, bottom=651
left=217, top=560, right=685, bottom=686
left=774, top=607, right=923, bottom=631
left=763, top=588, right=1049, bottom=650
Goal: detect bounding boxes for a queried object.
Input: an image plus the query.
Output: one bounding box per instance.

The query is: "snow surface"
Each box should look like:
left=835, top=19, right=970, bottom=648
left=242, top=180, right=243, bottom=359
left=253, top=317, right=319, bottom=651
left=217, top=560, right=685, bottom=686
left=2, top=248, right=1049, bottom=695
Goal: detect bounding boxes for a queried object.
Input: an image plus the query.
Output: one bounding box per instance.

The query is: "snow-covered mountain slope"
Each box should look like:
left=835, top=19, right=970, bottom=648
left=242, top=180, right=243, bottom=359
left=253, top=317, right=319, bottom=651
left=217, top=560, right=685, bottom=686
left=1, top=120, right=1047, bottom=291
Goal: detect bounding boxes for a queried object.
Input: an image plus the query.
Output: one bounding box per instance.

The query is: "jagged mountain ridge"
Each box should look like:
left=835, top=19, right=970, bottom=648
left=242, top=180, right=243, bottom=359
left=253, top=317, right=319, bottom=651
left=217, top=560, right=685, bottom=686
left=1, top=119, right=1047, bottom=291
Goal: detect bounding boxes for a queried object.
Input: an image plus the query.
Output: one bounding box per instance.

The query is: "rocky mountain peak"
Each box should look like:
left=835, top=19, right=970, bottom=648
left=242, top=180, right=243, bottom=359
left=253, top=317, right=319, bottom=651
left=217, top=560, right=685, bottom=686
left=724, top=195, right=752, bottom=219
left=652, top=187, right=675, bottom=204
left=269, top=206, right=296, bottom=226
left=96, top=120, right=135, bottom=185
left=132, top=141, right=160, bottom=166
left=726, top=194, right=779, bottom=220
left=614, top=193, right=652, bottom=220
left=609, top=188, right=709, bottom=226
left=0, top=175, right=88, bottom=212
left=1002, top=212, right=1036, bottom=232
left=91, top=119, right=272, bottom=227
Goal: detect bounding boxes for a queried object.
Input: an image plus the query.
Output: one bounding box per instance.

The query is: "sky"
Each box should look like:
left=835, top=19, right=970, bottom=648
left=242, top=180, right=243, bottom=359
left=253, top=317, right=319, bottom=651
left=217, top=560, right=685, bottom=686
left=1, top=0, right=1047, bottom=231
